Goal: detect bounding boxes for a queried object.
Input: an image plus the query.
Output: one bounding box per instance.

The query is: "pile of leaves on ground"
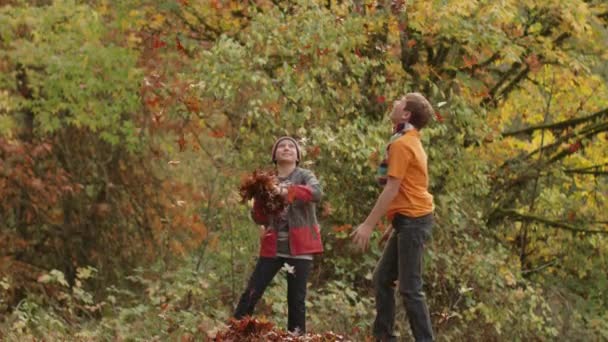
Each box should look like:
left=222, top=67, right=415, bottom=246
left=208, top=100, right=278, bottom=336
left=213, top=317, right=350, bottom=341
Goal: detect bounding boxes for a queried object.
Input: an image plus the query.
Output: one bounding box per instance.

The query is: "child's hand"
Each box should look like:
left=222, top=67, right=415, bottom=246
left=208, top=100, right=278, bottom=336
left=259, top=225, right=270, bottom=237
left=351, top=223, right=374, bottom=251
left=273, top=184, right=288, bottom=197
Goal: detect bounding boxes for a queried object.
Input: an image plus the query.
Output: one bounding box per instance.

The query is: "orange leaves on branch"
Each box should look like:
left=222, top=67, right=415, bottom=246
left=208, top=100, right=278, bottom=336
left=462, top=55, right=478, bottom=69
left=525, top=54, right=542, bottom=73
left=182, top=96, right=201, bottom=113
left=210, top=0, right=222, bottom=10
left=391, top=0, right=406, bottom=14
left=0, top=138, right=74, bottom=218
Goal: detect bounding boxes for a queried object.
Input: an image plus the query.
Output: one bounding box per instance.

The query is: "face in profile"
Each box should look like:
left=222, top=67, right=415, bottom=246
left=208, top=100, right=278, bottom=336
left=389, top=96, right=411, bottom=124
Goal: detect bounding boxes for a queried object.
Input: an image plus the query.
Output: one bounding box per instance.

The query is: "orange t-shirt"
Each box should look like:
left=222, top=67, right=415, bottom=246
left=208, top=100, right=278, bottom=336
left=386, top=129, right=434, bottom=219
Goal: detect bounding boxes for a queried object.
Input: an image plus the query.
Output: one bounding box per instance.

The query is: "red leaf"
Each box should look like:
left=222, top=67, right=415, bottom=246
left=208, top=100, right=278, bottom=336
left=463, top=55, right=477, bottom=69
left=568, top=141, right=582, bottom=153
left=376, top=95, right=386, bottom=104
left=435, top=111, right=445, bottom=123
left=209, top=130, right=225, bottom=138
left=177, top=134, right=187, bottom=152
left=307, top=145, right=321, bottom=159
left=152, top=35, right=166, bottom=49
left=176, top=36, right=186, bottom=54
left=567, top=211, right=576, bottom=222
left=332, top=224, right=352, bottom=233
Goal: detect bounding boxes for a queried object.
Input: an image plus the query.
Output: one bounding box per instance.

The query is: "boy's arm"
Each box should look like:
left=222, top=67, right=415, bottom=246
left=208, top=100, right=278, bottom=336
left=352, top=140, right=411, bottom=250
left=251, top=197, right=270, bottom=225
left=286, top=170, right=322, bottom=203
left=351, top=176, right=400, bottom=250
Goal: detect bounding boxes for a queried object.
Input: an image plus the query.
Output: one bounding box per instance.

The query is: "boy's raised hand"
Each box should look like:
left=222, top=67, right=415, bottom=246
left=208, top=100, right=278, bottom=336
left=351, top=223, right=374, bottom=251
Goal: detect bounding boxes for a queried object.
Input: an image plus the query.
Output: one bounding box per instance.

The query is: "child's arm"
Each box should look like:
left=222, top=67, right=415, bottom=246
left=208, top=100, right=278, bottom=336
left=286, top=170, right=322, bottom=204
left=351, top=176, right=400, bottom=250
left=251, top=197, right=270, bottom=225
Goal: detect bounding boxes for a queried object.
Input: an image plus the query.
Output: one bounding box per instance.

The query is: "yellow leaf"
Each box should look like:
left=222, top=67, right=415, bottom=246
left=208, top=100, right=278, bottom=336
left=150, top=13, right=166, bottom=30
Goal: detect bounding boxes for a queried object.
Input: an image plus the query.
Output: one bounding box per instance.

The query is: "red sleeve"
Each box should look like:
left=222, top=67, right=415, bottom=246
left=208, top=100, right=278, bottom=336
left=251, top=198, right=269, bottom=224
left=287, top=185, right=314, bottom=203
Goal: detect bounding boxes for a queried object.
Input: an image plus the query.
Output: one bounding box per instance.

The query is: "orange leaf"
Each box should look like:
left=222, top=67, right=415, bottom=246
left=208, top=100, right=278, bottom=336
left=177, top=134, right=187, bottom=151
left=332, top=224, right=352, bottom=233
left=209, top=130, right=225, bottom=138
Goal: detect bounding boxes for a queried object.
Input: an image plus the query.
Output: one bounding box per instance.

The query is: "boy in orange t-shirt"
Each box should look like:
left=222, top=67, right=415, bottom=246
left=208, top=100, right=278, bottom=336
left=352, top=92, right=435, bottom=341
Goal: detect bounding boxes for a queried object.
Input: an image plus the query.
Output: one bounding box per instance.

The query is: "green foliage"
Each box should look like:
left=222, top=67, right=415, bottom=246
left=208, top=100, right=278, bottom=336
left=0, top=1, right=142, bottom=149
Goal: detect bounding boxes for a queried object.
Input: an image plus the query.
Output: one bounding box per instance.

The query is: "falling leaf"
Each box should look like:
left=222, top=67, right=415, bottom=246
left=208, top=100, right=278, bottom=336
left=281, top=262, right=295, bottom=274
left=435, top=111, right=445, bottom=123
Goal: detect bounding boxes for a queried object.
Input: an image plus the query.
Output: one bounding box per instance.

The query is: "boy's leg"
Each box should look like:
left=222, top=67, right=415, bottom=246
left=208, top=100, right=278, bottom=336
left=396, top=214, right=434, bottom=342
left=372, top=230, right=399, bottom=341
left=234, top=257, right=283, bottom=319
left=286, top=258, right=313, bottom=334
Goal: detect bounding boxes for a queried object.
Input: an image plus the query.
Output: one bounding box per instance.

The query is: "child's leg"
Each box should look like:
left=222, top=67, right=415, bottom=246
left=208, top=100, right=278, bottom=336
left=234, top=257, right=283, bottom=319
left=372, top=230, right=399, bottom=341
left=396, top=214, right=434, bottom=342
left=285, top=258, right=313, bottom=334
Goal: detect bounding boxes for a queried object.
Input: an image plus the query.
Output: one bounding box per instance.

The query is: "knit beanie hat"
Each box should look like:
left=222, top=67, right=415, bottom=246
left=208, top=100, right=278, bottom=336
left=271, top=136, right=301, bottom=164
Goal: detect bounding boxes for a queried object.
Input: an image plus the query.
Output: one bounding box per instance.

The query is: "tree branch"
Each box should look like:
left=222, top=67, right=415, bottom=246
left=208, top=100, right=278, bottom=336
left=498, top=209, right=608, bottom=235
left=547, top=121, right=608, bottom=163
left=564, top=162, right=608, bottom=175
left=503, top=108, right=608, bottom=137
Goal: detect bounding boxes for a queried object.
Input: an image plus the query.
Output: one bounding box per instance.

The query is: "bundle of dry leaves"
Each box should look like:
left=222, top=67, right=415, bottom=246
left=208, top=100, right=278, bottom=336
left=239, top=169, right=286, bottom=216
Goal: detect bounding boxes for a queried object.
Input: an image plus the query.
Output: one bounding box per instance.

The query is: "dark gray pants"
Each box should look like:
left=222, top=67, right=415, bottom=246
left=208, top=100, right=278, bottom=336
left=372, top=213, right=434, bottom=342
left=234, top=257, right=312, bottom=334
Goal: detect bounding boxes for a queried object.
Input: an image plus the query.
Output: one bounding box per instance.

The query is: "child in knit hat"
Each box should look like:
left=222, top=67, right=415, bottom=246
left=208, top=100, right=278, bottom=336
left=234, top=136, right=323, bottom=335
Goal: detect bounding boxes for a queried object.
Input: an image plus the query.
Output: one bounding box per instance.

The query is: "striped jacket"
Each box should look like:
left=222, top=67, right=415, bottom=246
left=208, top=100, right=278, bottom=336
left=252, top=167, right=323, bottom=257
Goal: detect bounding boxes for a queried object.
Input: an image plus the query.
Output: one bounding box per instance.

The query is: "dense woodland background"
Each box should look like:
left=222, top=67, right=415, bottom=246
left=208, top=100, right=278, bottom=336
left=1, top=0, right=607, bottom=340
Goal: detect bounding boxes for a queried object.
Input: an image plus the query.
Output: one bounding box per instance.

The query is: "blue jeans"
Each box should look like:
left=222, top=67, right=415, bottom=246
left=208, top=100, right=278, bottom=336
left=233, top=257, right=312, bottom=334
left=372, top=213, right=434, bottom=342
